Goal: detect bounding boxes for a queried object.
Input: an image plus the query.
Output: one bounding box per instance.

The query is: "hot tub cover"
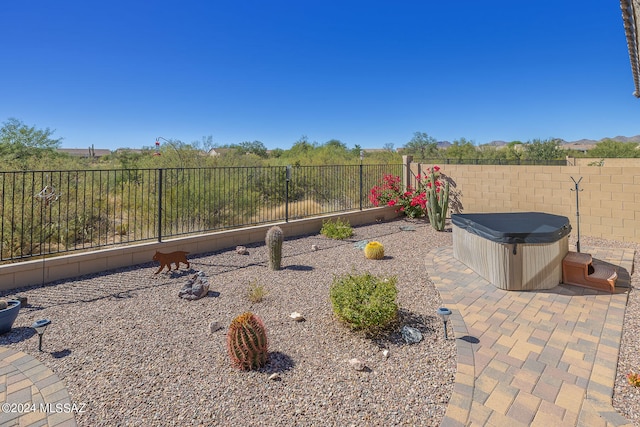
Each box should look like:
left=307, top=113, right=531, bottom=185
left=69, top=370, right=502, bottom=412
left=451, top=212, right=571, bottom=244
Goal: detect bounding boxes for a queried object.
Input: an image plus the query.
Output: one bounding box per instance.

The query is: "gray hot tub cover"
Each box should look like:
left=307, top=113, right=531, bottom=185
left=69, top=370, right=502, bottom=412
left=451, top=212, right=571, bottom=245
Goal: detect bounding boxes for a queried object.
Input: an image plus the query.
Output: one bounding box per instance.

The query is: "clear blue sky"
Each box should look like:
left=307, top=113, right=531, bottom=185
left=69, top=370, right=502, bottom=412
left=1, top=1, right=638, bottom=151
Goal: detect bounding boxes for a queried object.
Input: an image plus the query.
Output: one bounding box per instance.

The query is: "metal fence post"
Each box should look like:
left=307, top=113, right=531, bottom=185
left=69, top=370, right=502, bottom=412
left=157, top=168, right=163, bottom=242
left=285, top=166, right=291, bottom=222
left=359, top=163, right=363, bottom=211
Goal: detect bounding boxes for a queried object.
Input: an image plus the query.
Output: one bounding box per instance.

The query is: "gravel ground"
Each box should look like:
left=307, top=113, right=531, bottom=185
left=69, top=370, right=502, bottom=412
left=0, top=218, right=457, bottom=427
left=2, top=217, right=640, bottom=426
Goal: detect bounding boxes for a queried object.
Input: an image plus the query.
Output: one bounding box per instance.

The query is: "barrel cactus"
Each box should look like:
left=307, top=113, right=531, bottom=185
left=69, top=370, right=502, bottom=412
left=226, top=312, right=269, bottom=371
left=364, top=241, right=385, bottom=260
left=266, top=226, right=284, bottom=270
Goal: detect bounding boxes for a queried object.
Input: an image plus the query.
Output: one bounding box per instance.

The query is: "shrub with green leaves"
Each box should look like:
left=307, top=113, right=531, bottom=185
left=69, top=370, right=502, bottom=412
left=320, top=218, right=353, bottom=240
left=329, top=272, right=398, bottom=333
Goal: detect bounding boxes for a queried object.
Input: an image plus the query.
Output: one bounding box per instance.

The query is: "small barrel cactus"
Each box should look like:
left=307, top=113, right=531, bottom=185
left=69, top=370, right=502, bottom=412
left=364, top=241, right=385, bottom=260
left=226, top=312, right=269, bottom=371
left=0, top=299, right=7, bottom=310
left=266, top=226, right=284, bottom=270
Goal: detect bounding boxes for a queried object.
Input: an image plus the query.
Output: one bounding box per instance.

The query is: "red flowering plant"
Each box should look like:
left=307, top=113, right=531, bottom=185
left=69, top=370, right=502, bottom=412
left=369, top=174, right=402, bottom=208
left=368, top=172, right=427, bottom=219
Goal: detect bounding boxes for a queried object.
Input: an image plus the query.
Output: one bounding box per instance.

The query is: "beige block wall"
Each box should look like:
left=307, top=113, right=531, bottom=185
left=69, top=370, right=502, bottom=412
left=0, top=207, right=398, bottom=292
left=414, top=163, right=640, bottom=243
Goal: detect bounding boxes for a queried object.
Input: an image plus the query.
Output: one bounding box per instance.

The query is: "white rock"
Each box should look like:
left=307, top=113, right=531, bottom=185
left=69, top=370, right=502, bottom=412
left=382, top=349, right=389, bottom=358
left=268, top=373, right=281, bottom=381
left=290, top=312, right=305, bottom=322
left=349, top=358, right=366, bottom=371
left=235, top=246, right=248, bottom=255
left=311, top=244, right=318, bottom=251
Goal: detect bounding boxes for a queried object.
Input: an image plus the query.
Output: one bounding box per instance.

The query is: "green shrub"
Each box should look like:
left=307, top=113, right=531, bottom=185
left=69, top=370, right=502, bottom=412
left=329, top=272, right=398, bottom=333
left=320, top=218, right=353, bottom=240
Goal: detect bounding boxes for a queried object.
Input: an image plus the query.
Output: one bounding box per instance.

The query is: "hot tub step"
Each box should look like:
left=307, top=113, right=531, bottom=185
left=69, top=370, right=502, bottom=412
left=562, top=251, right=617, bottom=293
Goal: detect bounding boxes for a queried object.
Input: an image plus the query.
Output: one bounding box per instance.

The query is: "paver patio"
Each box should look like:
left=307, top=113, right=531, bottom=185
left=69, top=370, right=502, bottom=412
left=428, top=245, right=635, bottom=427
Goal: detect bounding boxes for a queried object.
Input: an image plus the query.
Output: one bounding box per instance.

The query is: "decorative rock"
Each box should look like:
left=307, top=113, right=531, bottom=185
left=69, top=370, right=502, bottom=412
left=209, top=321, right=223, bottom=333
left=268, top=373, right=281, bottom=381
left=354, top=240, right=369, bottom=250
left=178, top=271, right=210, bottom=300
left=401, top=326, right=423, bottom=344
left=236, top=246, right=248, bottom=255
left=311, top=244, right=318, bottom=251
left=348, top=358, right=366, bottom=371
left=382, top=349, right=390, bottom=358
left=290, top=312, right=305, bottom=322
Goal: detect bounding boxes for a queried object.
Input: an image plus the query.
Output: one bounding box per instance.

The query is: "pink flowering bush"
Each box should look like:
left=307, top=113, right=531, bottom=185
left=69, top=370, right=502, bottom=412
left=369, top=166, right=445, bottom=220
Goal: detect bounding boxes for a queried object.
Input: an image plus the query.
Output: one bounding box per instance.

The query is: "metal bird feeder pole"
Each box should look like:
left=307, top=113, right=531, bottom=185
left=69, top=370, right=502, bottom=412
left=570, top=177, right=583, bottom=253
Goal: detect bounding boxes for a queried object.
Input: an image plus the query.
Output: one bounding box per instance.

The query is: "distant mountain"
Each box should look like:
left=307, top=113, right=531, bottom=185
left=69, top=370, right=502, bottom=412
left=480, top=135, right=640, bottom=150
left=483, top=140, right=509, bottom=147
left=609, top=135, right=640, bottom=143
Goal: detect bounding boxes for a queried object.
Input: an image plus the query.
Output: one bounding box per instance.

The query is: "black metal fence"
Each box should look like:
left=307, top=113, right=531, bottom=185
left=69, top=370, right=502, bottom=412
left=0, top=164, right=402, bottom=262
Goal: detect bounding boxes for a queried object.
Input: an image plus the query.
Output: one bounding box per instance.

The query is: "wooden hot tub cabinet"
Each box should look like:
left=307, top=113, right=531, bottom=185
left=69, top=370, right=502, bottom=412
left=452, top=212, right=571, bottom=291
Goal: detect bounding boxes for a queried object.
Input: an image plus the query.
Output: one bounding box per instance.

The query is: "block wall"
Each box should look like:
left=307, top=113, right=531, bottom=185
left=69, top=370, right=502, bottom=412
left=413, top=163, right=640, bottom=243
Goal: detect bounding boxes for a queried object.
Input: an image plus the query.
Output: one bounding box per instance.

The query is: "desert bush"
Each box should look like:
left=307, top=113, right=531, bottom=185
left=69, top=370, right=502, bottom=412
left=329, top=272, right=398, bottom=334
left=246, top=281, right=267, bottom=303
left=320, top=218, right=353, bottom=240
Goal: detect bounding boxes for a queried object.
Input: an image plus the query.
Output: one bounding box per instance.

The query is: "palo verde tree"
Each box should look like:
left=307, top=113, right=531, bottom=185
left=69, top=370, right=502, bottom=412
left=0, top=118, right=64, bottom=170
left=588, top=139, right=640, bottom=158
left=523, top=138, right=566, bottom=161
left=403, top=132, right=439, bottom=161
left=444, top=137, right=478, bottom=161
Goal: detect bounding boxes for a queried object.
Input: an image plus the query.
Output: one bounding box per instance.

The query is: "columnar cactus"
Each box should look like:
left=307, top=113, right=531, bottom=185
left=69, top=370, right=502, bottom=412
left=426, top=168, right=450, bottom=231
left=364, top=241, right=385, bottom=260
left=266, top=226, right=284, bottom=270
left=226, top=312, right=269, bottom=371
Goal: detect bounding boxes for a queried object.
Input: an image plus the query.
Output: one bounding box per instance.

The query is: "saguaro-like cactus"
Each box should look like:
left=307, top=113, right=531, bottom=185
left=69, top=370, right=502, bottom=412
left=364, top=241, right=385, bottom=260
left=426, top=167, right=450, bottom=231
left=266, top=226, right=284, bottom=270
left=226, top=312, right=269, bottom=371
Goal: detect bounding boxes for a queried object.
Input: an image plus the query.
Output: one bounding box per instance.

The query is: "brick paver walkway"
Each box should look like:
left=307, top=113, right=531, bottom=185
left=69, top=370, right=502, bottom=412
left=0, top=347, right=76, bottom=426
left=428, top=245, right=635, bottom=427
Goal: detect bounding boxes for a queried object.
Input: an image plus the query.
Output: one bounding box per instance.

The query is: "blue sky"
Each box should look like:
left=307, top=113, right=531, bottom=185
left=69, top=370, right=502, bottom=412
left=1, top=1, right=638, bottom=151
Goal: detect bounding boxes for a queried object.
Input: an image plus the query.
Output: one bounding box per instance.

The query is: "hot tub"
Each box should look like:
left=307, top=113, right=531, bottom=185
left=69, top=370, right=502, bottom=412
left=451, top=212, right=571, bottom=291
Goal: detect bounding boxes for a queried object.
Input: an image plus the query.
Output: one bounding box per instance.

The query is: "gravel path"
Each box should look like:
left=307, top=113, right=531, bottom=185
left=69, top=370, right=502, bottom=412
left=2, top=217, right=640, bottom=426
left=0, top=218, right=456, bottom=426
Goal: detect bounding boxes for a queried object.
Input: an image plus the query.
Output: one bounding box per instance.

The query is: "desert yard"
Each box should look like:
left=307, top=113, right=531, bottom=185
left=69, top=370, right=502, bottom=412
left=2, top=217, right=640, bottom=426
